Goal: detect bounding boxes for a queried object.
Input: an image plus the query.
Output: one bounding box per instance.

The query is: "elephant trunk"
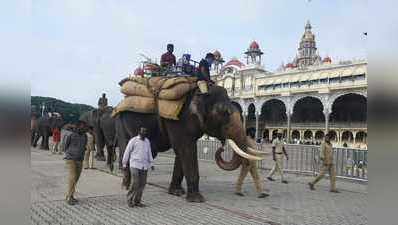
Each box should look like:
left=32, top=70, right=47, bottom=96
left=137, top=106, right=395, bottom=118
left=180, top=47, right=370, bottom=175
left=215, top=112, right=264, bottom=171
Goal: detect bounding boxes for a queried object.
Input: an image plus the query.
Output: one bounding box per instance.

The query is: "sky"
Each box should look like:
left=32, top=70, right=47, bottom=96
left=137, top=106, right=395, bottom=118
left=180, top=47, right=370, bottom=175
left=3, top=0, right=368, bottom=107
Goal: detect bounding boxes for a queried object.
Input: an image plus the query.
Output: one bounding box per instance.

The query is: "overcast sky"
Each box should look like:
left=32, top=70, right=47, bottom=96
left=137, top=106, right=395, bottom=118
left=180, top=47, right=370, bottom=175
left=14, top=0, right=368, bottom=107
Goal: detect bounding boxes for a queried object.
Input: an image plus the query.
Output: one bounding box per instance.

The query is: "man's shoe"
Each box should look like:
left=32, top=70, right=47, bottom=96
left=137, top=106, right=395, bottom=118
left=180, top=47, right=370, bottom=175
left=66, top=199, right=76, bottom=205
left=267, top=177, right=275, bottom=181
left=258, top=193, right=270, bottom=198
left=128, top=202, right=135, bottom=208
left=198, top=92, right=209, bottom=96
left=235, top=192, right=244, bottom=197
left=330, top=190, right=340, bottom=193
left=308, top=182, right=315, bottom=190
left=70, top=197, right=78, bottom=204
left=282, top=180, right=288, bottom=184
left=135, top=202, right=146, bottom=207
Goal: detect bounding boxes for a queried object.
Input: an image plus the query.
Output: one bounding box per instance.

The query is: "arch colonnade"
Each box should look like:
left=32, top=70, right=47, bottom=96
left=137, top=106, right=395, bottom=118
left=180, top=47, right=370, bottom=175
left=232, top=90, right=367, bottom=148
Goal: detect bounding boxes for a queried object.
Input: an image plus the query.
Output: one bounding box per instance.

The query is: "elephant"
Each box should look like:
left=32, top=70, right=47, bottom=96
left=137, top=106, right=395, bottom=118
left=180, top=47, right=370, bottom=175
left=115, top=84, right=264, bottom=202
left=32, top=115, right=64, bottom=150
left=80, top=107, right=117, bottom=171
left=31, top=114, right=38, bottom=146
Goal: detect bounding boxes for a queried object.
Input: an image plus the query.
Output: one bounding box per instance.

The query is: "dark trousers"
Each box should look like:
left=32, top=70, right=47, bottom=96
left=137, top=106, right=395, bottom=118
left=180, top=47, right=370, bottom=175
left=127, top=168, right=148, bottom=205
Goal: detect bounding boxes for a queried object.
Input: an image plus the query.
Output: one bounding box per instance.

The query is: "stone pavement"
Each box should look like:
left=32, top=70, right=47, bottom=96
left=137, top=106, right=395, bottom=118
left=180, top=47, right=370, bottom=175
left=31, top=148, right=367, bottom=225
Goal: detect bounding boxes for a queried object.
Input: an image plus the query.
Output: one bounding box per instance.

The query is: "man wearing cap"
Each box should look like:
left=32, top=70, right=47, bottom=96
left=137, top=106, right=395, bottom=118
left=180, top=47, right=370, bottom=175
left=267, top=130, right=289, bottom=184
left=308, top=133, right=340, bottom=193
left=64, top=121, right=87, bottom=205
left=196, top=53, right=215, bottom=95
left=160, top=44, right=176, bottom=69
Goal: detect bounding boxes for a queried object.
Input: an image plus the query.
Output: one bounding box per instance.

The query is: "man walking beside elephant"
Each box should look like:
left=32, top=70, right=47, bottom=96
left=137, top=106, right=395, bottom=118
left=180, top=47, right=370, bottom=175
left=122, top=127, right=153, bottom=208
left=64, top=121, right=87, bottom=205
left=235, top=134, right=269, bottom=198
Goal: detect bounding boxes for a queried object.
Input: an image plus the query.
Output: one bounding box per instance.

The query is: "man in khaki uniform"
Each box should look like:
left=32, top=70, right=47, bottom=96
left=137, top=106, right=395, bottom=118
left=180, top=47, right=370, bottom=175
left=267, top=130, right=289, bottom=184
left=235, top=135, right=269, bottom=198
left=83, top=126, right=96, bottom=169
left=308, top=133, right=340, bottom=193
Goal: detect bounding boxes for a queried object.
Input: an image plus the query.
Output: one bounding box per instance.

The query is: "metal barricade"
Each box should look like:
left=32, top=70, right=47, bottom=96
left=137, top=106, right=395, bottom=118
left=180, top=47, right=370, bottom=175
left=159, top=140, right=368, bottom=182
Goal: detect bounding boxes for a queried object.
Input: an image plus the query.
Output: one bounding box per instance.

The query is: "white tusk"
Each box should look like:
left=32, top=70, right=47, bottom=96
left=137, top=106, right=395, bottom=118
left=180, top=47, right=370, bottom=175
left=247, top=147, right=271, bottom=156
left=226, top=139, right=264, bottom=161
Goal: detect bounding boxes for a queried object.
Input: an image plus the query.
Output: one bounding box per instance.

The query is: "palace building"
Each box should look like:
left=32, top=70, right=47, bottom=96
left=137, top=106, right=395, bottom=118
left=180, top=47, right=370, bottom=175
left=210, top=21, right=367, bottom=149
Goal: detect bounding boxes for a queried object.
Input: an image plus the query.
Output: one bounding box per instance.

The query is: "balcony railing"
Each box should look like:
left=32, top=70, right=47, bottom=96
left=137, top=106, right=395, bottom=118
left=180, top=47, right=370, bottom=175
left=246, top=122, right=367, bottom=129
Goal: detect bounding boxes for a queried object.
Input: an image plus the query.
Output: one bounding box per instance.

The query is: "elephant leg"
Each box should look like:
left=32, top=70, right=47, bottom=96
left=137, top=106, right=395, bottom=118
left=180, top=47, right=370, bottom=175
left=44, top=135, right=50, bottom=150
left=106, top=145, right=115, bottom=172
left=39, top=135, right=46, bottom=150
left=118, top=147, right=125, bottom=170
left=32, top=132, right=39, bottom=147
left=95, top=141, right=106, bottom=161
left=95, top=146, right=105, bottom=161
left=95, top=131, right=106, bottom=161
left=168, top=154, right=185, bottom=196
left=177, top=144, right=204, bottom=203
left=30, top=132, right=35, bottom=146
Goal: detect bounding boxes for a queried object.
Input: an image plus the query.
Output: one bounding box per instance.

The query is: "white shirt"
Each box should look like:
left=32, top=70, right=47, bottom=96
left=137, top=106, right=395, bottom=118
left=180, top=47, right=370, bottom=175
left=122, top=136, right=153, bottom=170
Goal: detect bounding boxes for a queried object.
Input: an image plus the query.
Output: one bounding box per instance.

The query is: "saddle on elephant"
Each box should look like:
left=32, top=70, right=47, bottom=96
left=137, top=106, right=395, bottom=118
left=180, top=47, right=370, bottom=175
left=112, top=75, right=198, bottom=120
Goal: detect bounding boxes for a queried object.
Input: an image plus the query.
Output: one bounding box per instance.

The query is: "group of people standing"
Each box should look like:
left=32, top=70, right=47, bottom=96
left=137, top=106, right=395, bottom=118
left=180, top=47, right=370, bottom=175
left=235, top=130, right=339, bottom=199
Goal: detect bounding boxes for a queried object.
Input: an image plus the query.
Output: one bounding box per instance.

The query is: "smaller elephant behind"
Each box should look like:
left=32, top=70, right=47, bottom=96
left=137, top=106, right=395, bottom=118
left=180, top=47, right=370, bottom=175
left=80, top=107, right=117, bottom=171
left=32, top=114, right=64, bottom=150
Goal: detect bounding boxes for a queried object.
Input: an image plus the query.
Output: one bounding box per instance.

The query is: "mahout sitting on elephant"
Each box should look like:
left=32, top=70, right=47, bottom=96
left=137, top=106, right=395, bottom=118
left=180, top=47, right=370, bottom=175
left=115, top=78, right=265, bottom=203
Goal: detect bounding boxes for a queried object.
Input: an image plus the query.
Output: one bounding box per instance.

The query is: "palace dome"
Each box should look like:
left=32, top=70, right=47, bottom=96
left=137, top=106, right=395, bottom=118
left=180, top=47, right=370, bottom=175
left=286, top=63, right=296, bottom=68
left=322, top=56, right=332, bottom=63
left=249, top=41, right=260, bottom=50
left=224, top=59, right=245, bottom=68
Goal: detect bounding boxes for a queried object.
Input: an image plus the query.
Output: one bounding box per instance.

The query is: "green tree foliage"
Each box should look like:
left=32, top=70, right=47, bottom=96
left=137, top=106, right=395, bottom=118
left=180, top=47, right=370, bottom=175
left=31, top=96, right=94, bottom=124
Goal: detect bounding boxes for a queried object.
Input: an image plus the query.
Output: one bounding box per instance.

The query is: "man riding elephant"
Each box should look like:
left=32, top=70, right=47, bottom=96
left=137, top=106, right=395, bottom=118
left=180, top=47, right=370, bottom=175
left=98, top=93, right=108, bottom=110
left=196, top=53, right=215, bottom=95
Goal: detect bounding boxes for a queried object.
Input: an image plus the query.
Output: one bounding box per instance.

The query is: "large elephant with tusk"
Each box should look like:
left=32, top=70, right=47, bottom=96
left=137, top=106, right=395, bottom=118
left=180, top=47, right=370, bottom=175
left=115, top=85, right=265, bottom=202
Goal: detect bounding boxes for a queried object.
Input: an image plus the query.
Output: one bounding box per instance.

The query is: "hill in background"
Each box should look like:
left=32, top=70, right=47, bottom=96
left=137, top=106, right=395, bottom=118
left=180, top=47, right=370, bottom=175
left=31, top=96, right=95, bottom=124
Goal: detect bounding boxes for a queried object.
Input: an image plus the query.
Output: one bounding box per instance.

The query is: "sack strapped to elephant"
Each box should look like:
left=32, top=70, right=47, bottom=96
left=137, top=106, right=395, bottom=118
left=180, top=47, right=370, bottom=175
left=114, top=75, right=268, bottom=202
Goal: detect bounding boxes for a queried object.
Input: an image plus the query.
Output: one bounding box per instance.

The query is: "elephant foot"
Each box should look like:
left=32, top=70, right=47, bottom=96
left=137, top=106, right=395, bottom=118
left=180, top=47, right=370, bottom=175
left=96, top=155, right=106, bottom=161
left=186, top=192, right=205, bottom=203
left=168, top=186, right=186, bottom=196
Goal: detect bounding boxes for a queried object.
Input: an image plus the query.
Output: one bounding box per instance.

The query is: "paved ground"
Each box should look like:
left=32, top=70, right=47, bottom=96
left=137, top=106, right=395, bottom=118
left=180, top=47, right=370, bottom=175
left=31, top=148, right=367, bottom=225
